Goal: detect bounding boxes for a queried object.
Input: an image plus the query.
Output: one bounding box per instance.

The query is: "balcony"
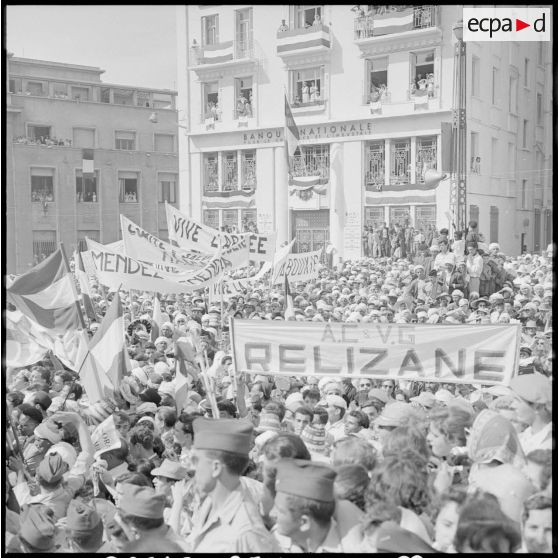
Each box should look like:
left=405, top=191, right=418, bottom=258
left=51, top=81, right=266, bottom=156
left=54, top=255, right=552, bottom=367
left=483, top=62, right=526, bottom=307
left=232, top=107, right=254, bottom=127
left=354, top=6, right=441, bottom=57
left=189, top=39, right=257, bottom=77
left=407, top=88, right=438, bottom=110
left=199, top=108, right=221, bottom=130
left=290, top=154, right=330, bottom=180
left=276, top=22, right=331, bottom=63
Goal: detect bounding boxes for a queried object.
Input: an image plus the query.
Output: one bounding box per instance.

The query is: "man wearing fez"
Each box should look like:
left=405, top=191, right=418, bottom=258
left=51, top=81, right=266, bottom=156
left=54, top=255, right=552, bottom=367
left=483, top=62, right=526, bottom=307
left=187, top=417, right=280, bottom=552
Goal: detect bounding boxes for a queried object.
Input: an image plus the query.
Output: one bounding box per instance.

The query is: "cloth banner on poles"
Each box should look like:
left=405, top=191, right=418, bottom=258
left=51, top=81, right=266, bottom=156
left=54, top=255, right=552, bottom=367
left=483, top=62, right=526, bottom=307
left=271, top=248, right=323, bottom=284
left=87, top=238, right=231, bottom=294
left=120, top=215, right=214, bottom=271
left=230, top=320, right=521, bottom=386
left=208, top=261, right=272, bottom=303
left=166, top=203, right=276, bottom=263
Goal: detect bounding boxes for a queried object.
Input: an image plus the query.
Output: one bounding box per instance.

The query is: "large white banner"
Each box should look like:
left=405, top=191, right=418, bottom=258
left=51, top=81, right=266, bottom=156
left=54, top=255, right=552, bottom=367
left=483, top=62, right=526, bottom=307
left=121, top=215, right=213, bottom=271
left=87, top=238, right=231, bottom=294
left=231, top=320, right=521, bottom=386
left=271, top=248, right=323, bottom=284
left=166, top=203, right=277, bottom=263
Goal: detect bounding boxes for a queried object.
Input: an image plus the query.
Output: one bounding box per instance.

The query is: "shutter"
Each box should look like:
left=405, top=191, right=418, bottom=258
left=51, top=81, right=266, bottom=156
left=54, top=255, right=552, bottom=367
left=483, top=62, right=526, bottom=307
left=202, top=17, right=207, bottom=45
left=215, top=15, right=219, bottom=43
left=73, top=128, right=95, bottom=148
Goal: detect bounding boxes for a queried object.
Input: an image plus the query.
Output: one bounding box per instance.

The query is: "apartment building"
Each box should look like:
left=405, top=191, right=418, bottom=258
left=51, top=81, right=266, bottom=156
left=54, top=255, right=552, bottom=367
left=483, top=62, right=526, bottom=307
left=6, top=55, right=179, bottom=274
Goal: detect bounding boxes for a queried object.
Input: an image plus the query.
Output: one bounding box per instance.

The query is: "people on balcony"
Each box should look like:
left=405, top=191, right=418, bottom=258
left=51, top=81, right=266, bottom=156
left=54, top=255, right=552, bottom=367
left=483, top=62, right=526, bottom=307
left=312, top=13, right=322, bottom=27
left=278, top=19, right=288, bottom=32
left=302, top=83, right=310, bottom=103
left=427, top=73, right=435, bottom=97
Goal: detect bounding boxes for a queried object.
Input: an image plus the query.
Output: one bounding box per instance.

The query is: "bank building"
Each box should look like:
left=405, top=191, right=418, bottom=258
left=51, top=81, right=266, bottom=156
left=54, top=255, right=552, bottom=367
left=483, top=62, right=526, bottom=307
left=176, top=5, right=552, bottom=260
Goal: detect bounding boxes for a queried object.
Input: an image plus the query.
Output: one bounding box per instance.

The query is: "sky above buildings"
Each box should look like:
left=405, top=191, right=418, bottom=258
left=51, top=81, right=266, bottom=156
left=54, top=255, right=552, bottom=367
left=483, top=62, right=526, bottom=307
left=6, top=5, right=178, bottom=91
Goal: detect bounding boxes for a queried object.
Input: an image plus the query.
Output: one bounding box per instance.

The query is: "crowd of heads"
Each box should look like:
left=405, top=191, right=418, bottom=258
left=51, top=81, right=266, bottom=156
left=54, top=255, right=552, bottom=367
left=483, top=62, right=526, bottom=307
left=5, top=232, right=554, bottom=552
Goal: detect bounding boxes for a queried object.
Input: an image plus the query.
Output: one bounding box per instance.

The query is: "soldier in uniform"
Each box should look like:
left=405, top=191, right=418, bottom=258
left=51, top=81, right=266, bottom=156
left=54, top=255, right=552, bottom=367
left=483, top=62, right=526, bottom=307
left=187, top=417, right=280, bottom=552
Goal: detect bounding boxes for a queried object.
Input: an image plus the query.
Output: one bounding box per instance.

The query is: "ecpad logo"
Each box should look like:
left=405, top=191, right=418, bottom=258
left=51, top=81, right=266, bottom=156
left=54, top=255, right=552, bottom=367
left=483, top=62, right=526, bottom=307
left=463, top=7, right=551, bottom=42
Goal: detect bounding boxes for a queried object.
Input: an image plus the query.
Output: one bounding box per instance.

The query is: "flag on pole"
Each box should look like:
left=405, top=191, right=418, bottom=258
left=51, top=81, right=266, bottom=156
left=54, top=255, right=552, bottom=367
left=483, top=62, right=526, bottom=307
left=284, top=275, right=295, bottom=320
left=88, top=292, right=131, bottom=388
left=285, top=95, right=300, bottom=158
left=413, top=89, right=429, bottom=107
left=5, top=311, right=49, bottom=367
left=82, top=148, right=94, bottom=178
left=175, top=337, right=199, bottom=381
left=7, top=248, right=83, bottom=331
left=151, top=294, right=163, bottom=342
left=74, top=250, right=98, bottom=322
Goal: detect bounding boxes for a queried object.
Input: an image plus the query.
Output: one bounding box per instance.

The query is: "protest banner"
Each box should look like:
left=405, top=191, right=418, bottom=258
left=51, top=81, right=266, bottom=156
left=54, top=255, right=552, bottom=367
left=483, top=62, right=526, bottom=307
left=87, top=238, right=231, bottom=294
left=230, top=320, right=521, bottom=386
left=166, top=203, right=276, bottom=263
left=91, top=415, right=121, bottom=458
left=121, top=215, right=214, bottom=271
left=271, top=247, right=323, bottom=284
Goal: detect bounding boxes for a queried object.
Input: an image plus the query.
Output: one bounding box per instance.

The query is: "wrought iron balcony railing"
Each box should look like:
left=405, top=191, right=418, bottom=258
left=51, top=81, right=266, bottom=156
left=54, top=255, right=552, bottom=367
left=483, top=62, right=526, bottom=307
left=354, top=6, right=437, bottom=40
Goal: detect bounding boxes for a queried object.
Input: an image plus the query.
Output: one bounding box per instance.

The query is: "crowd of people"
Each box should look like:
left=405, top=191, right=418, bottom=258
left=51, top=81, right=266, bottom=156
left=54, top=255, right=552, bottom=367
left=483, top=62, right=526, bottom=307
left=5, top=223, right=554, bottom=553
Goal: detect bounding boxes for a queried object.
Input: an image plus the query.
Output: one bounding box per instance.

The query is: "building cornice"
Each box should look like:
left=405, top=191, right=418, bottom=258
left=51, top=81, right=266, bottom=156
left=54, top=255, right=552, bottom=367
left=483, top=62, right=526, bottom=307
left=355, top=27, right=443, bottom=58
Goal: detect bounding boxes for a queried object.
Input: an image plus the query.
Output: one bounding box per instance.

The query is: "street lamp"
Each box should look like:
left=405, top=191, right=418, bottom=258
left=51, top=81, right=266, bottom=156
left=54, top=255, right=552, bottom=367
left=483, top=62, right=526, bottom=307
left=451, top=19, right=467, bottom=233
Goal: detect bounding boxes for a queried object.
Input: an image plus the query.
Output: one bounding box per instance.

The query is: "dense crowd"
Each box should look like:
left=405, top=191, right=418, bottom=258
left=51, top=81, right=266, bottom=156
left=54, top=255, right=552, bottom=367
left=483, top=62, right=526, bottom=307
left=5, top=225, right=554, bottom=553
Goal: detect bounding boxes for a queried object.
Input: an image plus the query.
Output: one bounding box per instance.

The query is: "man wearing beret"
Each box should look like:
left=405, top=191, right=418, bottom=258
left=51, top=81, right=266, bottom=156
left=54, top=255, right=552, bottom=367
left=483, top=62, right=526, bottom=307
left=273, top=459, right=357, bottom=552
left=60, top=500, right=104, bottom=552
left=187, top=417, right=280, bottom=552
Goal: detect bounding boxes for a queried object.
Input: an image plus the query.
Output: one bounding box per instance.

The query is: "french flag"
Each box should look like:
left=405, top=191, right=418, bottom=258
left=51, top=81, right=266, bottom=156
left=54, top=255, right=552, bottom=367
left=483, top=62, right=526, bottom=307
left=74, top=250, right=98, bottom=323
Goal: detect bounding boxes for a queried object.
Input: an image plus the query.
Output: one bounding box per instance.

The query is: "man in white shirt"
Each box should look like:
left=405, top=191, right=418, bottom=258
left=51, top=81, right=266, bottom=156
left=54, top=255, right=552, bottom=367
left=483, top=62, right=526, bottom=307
left=325, top=395, right=348, bottom=442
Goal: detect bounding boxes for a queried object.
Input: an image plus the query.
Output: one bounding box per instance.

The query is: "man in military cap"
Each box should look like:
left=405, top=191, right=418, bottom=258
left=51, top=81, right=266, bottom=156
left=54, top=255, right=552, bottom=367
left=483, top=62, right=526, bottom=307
left=61, top=500, right=104, bottom=552
left=187, top=417, right=280, bottom=552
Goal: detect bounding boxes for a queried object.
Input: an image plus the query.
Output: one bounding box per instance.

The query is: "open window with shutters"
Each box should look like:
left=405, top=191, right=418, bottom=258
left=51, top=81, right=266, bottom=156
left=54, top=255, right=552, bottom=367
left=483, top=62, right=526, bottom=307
left=119, top=171, right=139, bottom=203
left=9, top=78, right=22, bottom=94
left=76, top=170, right=98, bottom=203
left=71, top=85, right=90, bottom=101
left=31, top=168, right=55, bottom=202
left=410, top=50, right=435, bottom=98
left=234, top=77, right=253, bottom=119
left=366, top=57, right=389, bottom=103
left=290, top=67, right=324, bottom=107
left=159, top=173, right=177, bottom=203
left=202, top=14, right=219, bottom=46
left=52, top=82, right=68, bottom=99
left=292, top=5, right=323, bottom=29
left=203, top=82, right=220, bottom=123
left=27, top=124, right=52, bottom=142
left=236, top=8, right=253, bottom=57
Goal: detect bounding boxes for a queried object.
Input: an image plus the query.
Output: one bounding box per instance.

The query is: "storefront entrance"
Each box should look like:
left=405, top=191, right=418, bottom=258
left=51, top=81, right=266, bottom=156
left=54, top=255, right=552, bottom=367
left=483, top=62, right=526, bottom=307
left=292, top=209, right=329, bottom=253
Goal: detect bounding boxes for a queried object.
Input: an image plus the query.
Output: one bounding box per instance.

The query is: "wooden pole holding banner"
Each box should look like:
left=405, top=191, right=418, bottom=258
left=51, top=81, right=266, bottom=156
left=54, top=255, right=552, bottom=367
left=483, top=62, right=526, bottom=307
left=59, top=242, right=87, bottom=330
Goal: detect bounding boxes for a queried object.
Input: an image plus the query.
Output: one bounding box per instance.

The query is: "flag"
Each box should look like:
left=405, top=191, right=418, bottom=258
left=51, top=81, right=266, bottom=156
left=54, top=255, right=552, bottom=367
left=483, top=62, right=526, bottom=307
left=175, top=336, right=199, bottom=381
left=285, top=95, right=300, bottom=158
left=5, top=311, right=49, bottom=367
left=284, top=275, right=295, bottom=320
left=88, top=292, right=131, bottom=388
left=7, top=247, right=83, bottom=331
left=91, top=415, right=121, bottom=458
left=373, top=6, right=414, bottom=35
left=413, top=89, right=429, bottom=107
left=74, top=250, right=98, bottom=322
left=151, top=294, right=163, bottom=342
left=82, top=148, right=94, bottom=178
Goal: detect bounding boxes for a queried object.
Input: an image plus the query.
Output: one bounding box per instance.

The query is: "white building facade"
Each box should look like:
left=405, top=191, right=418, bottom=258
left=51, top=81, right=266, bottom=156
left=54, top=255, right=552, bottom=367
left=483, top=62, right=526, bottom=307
left=176, top=5, right=552, bottom=261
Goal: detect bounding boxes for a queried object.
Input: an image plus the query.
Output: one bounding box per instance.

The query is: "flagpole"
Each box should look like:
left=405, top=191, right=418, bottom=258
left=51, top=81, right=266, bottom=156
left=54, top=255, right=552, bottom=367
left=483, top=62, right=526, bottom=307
left=59, top=242, right=87, bottom=330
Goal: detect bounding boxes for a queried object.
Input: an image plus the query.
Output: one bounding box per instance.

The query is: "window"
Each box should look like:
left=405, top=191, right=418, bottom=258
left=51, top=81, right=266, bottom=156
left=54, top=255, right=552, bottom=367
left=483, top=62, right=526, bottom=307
left=415, top=206, right=437, bottom=231
left=411, top=51, right=434, bottom=96
left=234, top=77, right=253, bottom=118
left=491, top=67, right=500, bottom=105
left=292, top=144, right=330, bottom=178
left=471, top=56, right=480, bottom=96
left=71, top=86, right=89, bottom=101
left=26, top=81, right=46, bottom=96
left=537, top=43, right=544, bottom=66
left=241, top=151, right=256, bottom=190
left=73, top=128, right=95, bottom=149
left=76, top=170, right=98, bottom=202
left=9, top=78, right=22, bottom=94
left=204, top=153, right=219, bottom=192
left=535, top=151, right=543, bottom=186
left=159, top=173, right=177, bottom=203
left=364, top=207, right=385, bottom=231
left=469, top=205, right=479, bottom=227
left=203, top=82, right=220, bottom=120
left=415, top=136, right=437, bottom=183
left=365, top=142, right=385, bottom=189
left=489, top=206, right=499, bottom=243
left=52, top=82, right=68, bottom=98
left=33, top=231, right=57, bottom=262
left=118, top=172, right=139, bottom=203
left=291, top=67, right=324, bottom=106
left=470, top=132, right=480, bottom=173
left=390, top=139, right=411, bottom=184
left=28, top=125, right=51, bottom=141
left=223, top=152, right=238, bottom=191
left=522, top=119, right=528, bottom=148
left=203, top=209, right=219, bottom=230
left=491, top=138, right=498, bottom=176
left=100, top=87, right=111, bottom=104
left=536, top=93, right=543, bottom=125
left=113, top=89, right=134, bottom=105
left=508, top=142, right=515, bottom=174
left=153, top=93, right=173, bottom=109
left=31, top=168, right=55, bottom=202
left=508, top=73, right=517, bottom=113
left=294, top=5, right=323, bottom=28
left=77, top=231, right=99, bottom=252
left=236, top=8, right=253, bottom=57
left=366, top=57, right=388, bottom=101
left=136, top=91, right=151, bottom=108
left=222, top=209, right=239, bottom=232
left=202, top=14, right=219, bottom=45
left=521, top=179, right=527, bottom=209
left=523, top=58, right=529, bottom=87
left=241, top=209, right=257, bottom=232
left=154, top=134, right=175, bottom=152
left=115, top=131, right=136, bottom=151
